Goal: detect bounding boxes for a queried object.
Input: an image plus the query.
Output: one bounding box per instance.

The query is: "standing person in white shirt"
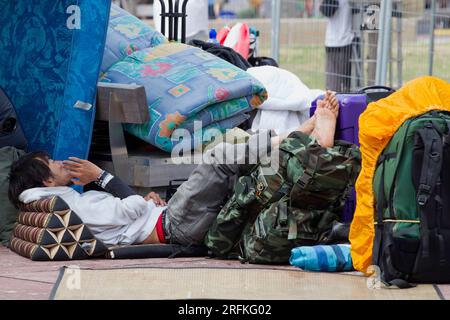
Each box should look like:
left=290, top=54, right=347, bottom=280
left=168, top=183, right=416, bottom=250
left=321, top=0, right=354, bottom=92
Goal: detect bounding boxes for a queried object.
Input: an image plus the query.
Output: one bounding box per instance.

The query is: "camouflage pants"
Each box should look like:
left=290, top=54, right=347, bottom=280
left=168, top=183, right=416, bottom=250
left=164, top=130, right=274, bottom=246
left=204, top=131, right=362, bottom=263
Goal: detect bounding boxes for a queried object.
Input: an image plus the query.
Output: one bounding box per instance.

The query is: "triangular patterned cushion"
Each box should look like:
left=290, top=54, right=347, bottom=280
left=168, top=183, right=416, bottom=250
left=10, top=196, right=107, bottom=261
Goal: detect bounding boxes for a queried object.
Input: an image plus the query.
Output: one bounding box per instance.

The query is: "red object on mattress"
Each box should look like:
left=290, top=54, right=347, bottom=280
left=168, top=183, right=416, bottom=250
left=218, top=23, right=250, bottom=59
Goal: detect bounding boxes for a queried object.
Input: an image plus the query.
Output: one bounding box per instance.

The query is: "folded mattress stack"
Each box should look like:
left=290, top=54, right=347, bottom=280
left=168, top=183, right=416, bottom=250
left=101, top=5, right=267, bottom=152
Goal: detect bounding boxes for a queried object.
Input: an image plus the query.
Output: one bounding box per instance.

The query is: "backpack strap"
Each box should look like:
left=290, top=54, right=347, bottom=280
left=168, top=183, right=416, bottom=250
left=416, top=121, right=443, bottom=259
left=416, top=122, right=443, bottom=207
left=430, top=111, right=450, bottom=145
left=272, top=181, right=293, bottom=203
left=373, top=156, right=387, bottom=267
left=444, top=130, right=450, bottom=147
left=376, top=152, right=396, bottom=165
left=296, top=163, right=315, bottom=189
left=436, top=113, right=450, bottom=147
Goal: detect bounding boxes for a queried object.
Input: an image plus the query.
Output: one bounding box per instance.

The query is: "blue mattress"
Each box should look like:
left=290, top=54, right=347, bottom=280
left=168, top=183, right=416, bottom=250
left=0, top=0, right=111, bottom=160
left=101, top=4, right=167, bottom=74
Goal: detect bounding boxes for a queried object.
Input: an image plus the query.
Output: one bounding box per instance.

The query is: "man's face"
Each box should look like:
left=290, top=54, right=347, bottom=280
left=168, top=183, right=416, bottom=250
left=41, top=158, right=72, bottom=187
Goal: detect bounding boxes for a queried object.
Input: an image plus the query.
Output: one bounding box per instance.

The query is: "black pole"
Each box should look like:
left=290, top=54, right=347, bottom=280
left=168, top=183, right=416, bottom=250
left=159, top=0, right=166, bottom=36
left=168, top=0, right=174, bottom=41
left=181, top=0, right=189, bottom=43
left=174, top=0, right=181, bottom=42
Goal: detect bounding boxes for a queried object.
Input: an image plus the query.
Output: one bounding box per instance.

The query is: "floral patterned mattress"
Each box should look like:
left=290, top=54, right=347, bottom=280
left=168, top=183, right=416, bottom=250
left=100, top=5, right=267, bottom=152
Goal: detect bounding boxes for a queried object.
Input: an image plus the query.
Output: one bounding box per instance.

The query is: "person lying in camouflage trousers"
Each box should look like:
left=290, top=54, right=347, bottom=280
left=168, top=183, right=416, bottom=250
left=166, top=91, right=361, bottom=264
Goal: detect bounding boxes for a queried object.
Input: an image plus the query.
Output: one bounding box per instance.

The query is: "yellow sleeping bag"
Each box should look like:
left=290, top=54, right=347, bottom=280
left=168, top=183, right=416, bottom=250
left=349, top=76, right=450, bottom=273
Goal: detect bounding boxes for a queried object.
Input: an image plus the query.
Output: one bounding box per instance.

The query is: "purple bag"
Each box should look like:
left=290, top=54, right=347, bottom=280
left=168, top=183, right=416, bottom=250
left=310, top=94, right=367, bottom=146
left=309, top=86, right=395, bottom=222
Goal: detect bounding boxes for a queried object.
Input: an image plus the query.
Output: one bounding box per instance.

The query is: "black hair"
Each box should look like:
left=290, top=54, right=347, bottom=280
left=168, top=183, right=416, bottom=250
left=8, top=151, right=52, bottom=208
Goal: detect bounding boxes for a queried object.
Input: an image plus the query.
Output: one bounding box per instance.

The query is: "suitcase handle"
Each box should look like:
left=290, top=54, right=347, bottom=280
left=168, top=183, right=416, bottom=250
left=357, top=85, right=395, bottom=94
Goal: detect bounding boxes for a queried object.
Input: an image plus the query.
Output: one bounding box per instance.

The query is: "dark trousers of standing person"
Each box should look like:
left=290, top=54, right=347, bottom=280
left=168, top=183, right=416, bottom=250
left=208, top=4, right=216, bottom=19
left=325, top=44, right=352, bottom=92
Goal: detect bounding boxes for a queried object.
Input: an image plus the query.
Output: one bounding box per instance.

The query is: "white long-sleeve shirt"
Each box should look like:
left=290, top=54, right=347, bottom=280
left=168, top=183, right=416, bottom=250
left=19, top=187, right=166, bottom=246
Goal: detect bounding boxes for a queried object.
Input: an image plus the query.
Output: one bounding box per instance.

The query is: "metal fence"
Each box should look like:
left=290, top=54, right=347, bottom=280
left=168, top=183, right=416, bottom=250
left=127, top=0, right=449, bottom=91
left=216, top=0, right=450, bottom=91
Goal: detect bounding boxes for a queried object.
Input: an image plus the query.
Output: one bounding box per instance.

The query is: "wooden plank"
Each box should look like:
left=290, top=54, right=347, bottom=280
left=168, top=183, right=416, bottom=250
left=96, top=83, right=149, bottom=124
left=132, top=163, right=197, bottom=188
left=93, top=157, right=197, bottom=188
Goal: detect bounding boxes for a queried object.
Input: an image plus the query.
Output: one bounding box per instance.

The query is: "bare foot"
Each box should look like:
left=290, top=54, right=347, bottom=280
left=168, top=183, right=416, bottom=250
left=315, top=91, right=330, bottom=110
left=325, top=91, right=339, bottom=118
left=311, top=107, right=337, bottom=148
left=317, top=91, right=339, bottom=118
left=271, top=92, right=338, bottom=149
left=316, top=99, right=326, bottom=110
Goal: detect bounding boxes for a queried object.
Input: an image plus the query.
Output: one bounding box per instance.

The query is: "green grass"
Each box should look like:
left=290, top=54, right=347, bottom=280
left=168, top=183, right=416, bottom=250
left=401, top=41, right=450, bottom=84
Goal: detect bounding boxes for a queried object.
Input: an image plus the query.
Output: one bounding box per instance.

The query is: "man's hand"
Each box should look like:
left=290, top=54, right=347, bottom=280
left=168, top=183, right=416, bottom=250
left=144, top=192, right=167, bottom=206
left=63, top=157, right=103, bottom=186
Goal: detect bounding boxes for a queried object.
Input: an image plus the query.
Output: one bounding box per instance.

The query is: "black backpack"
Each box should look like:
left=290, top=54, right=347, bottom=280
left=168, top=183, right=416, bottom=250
left=0, top=88, right=27, bottom=150
left=373, top=111, right=450, bottom=288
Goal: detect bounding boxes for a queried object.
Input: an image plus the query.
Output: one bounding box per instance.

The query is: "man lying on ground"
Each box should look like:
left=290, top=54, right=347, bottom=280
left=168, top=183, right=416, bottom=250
left=8, top=91, right=340, bottom=246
